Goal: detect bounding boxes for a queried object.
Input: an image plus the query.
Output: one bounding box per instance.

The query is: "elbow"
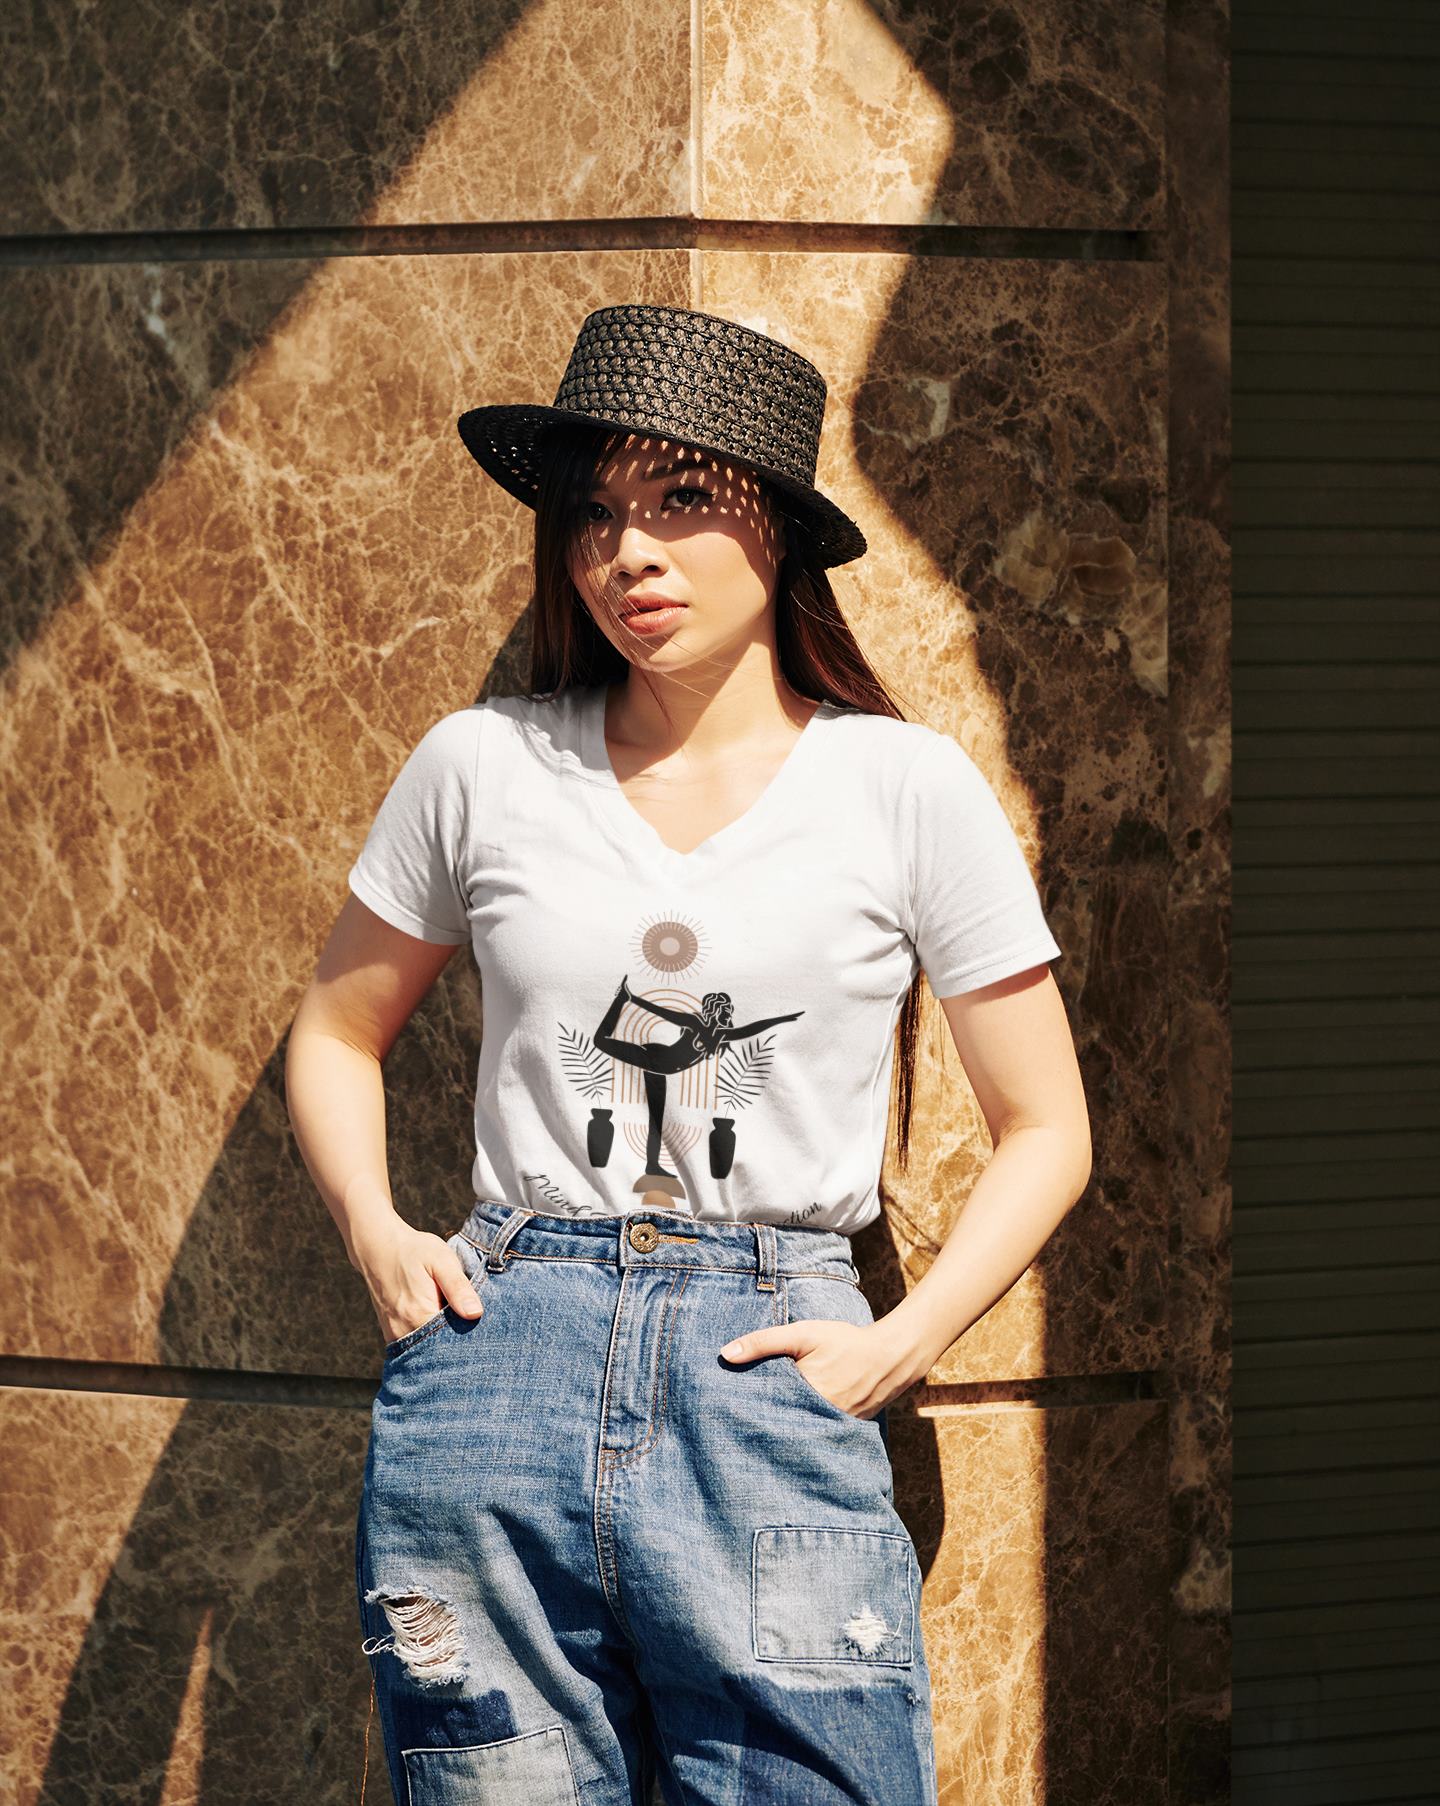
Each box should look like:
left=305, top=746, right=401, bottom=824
left=281, top=1010, right=316, bottom=1117
left=1072, top=1136, right=1094, bottom=1205
left=1065, top=1104, right=1094, bottom=1203
left=993, top=1111, right=1093, bottom=1206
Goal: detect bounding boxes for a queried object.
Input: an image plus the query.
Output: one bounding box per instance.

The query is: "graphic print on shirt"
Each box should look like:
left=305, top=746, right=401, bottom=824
left=556, top=912, right=805, bottom=1210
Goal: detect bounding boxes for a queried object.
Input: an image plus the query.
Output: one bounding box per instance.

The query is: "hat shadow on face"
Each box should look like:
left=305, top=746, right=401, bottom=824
left=589, top=432, right=785, bottom=548
left=515, top=410, right=836, bottom=698
left=560, top=429, right=789, bottom=621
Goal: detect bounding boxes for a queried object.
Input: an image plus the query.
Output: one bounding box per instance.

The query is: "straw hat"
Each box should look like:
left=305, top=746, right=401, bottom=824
left=457, top=302, right=867, bottom=568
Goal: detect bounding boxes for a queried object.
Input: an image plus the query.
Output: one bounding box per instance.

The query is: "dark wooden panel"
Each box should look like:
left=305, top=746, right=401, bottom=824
left=1234, top=750, right=1440, bottom=799
left=1231, top=1153, right=1439, bottom=1209
left=1233, top=63, right=1440, bottom=128
left=1234, top=1689, right=1440, bottom=1772
left=1234, top=1077, right=1440, bottom=1136
left=1236, top=1330, right=1440, bottom=1399
left=1236, top=0, right=1440, bottom=27
left=1236, top=1462, right=1440, bottom=1544
left=1231, top=137, right=1440, bottom=192
left=1231, top=464, right=1439, bottom=530
left=1233, top=261, right=1439, bottom=334
left=1233, top=875, right=1440, bottom=930
left=1206, top=6, right=1437, bottom=1794
left=1236, top=625, right=1440, bottom=660
left=1234, top=1026, right=1438, bottom=1069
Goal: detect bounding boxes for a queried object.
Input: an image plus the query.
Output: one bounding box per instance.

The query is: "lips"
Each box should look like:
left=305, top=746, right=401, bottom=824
left=620, top=595, right=684, bottom=616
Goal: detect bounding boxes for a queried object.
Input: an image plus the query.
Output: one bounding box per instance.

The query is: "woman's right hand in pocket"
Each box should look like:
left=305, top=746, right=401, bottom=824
left=354, top=1219, right=484, bottom=1345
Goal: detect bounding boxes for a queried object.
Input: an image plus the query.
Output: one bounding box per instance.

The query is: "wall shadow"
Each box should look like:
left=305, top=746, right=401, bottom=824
left=3, top=1, right=1198, bottom=1799
left=0, top=0, right=531, bottom=670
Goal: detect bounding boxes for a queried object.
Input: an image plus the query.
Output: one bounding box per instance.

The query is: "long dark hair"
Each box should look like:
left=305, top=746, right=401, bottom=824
left=523, top=420, right=932, bottom=1170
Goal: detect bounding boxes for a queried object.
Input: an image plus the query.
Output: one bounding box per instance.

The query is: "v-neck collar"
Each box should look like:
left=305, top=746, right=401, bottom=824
left=578, top=683, right=839, bottom=872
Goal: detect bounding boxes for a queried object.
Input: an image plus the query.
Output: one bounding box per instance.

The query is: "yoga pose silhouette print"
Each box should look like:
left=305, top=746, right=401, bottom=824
left=559, top=919, right=805, bottom=1206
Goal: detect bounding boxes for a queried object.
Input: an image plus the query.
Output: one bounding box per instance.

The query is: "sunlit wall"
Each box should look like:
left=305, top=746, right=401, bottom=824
left=0, top=3, right=1230, bottom=1799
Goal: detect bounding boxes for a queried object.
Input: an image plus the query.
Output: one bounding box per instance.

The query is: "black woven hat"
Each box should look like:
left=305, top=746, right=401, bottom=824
left=456, top=302, right=867, bottom=568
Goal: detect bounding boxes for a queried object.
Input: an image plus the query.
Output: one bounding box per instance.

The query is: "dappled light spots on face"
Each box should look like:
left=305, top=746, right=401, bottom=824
left=571, top=432, right=785, bottom=605
left=562, top=430, right=789, bottom=656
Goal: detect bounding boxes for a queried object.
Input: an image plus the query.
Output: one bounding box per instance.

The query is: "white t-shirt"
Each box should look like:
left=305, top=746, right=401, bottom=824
left=347, top=683, right=1062, bottom=1237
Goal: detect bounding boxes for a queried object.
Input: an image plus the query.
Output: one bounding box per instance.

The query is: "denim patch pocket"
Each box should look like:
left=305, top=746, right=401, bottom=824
left=401, top=1723, right=580, bottom=1804
left=382, top=1230, right=486, bottom=1363
left=752, top=1526, right=917, bottom=1666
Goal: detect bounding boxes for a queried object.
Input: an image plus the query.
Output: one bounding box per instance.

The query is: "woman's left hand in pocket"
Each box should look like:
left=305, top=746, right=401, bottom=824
left=718, top=1319, right=900, bottom=1419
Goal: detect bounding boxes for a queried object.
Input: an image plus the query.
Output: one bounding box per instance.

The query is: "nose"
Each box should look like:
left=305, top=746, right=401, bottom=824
left=614, top=512, right=668, bottom=573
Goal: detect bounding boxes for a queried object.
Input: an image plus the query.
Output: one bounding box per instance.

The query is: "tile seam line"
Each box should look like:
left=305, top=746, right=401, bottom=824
left=690, top=0, right=703, bottom=227
left=0, top=220, right=1161, bottom=269
left=0, top=1357, right=1165, bottom=1408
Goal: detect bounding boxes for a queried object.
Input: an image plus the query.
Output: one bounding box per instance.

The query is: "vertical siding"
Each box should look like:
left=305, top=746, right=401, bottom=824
left=1231, top=3, right=1440, bottom=1799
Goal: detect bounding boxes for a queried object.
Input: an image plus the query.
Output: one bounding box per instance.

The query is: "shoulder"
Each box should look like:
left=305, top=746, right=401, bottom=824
left=411, top=700, right=487, bottom=757
left=834, top=714, right=1011, bottom=835
left=475, top=685, right=589, bottom=735
left=379, top=702, right=488, bottom=795
left=408, top=686, right=578, bottom=759
left=476, top=685, right=589, bottom=772
left=824, top=707, right=966, bottom=778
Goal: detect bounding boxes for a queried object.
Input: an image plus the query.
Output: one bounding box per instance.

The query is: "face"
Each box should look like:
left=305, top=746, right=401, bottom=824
left=566, top=432, right=786, bottom=669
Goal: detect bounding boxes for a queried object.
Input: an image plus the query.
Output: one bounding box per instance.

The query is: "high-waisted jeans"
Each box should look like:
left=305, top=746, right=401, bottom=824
left=355, top=1199, right=940, bottom=1805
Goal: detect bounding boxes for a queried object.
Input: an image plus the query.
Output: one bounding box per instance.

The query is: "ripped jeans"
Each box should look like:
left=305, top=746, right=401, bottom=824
left=356, top=1200, right=940, bottom=1805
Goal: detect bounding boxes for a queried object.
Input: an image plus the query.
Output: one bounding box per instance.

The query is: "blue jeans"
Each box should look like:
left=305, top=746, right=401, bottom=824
left=356, top=1200, right=940, bottom=1804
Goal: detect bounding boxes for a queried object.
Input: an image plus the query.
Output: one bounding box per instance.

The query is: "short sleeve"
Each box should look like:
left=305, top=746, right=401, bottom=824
left=902, top=732, right=1062, bottom=997
left=346, top=708, right=482, bottom=946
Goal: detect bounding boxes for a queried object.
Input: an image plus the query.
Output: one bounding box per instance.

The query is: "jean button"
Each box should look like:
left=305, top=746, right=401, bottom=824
left=628, top=1221, right=659, bottom=1252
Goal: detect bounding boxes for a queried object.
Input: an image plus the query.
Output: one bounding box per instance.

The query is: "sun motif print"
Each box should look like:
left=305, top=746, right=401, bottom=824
left=555, top=911, right=805, bottom=1210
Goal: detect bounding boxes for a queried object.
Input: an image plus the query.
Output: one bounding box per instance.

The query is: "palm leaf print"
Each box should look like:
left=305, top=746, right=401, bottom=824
left=716, top=1033, right=776, bottom=1111
left=557, top=1023, right=612, bottom=1099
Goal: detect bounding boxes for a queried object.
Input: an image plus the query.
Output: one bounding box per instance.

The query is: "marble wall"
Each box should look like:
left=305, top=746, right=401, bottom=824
left=0, top=1, right=1230, bottom=1800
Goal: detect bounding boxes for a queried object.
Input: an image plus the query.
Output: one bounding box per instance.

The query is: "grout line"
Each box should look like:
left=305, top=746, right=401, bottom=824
left=0, top=218, right=1159, bottom=270
left=0, top=1356, right=377, bottom=1410
left=691, top=0, right=704, bottom=244
left=916, top=1371, right=1164, bottom=1411
left=0, top=1356, right=1164, bottom=1412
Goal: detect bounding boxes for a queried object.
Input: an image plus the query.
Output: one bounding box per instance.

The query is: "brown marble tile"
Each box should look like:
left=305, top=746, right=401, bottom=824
left=892, top=1396, right=1168, bottom=1804
left=1, top=3, right=1230, bottom=1802
left=702, top=0, right=1166, bottom=229
left=700, top=249, right=1170, bottom=1380
left=1162, top=0, right=1233, bottom=1797
left=0, top=250, right=691, bottom=1374
left=0, top=1386, right=372, bottom=1802
left=0, top=0, right=691, bottom=234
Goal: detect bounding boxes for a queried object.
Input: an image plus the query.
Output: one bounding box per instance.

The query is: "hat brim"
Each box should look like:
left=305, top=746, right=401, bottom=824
left=456, top=403, right=867, bottom=569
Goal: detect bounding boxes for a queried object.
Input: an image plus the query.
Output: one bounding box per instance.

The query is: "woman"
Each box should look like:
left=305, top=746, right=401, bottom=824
left=285, top=303, right=1092, bottom=1805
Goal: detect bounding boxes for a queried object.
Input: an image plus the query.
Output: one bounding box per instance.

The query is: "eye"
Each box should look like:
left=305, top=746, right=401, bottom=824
left=583, top=484, right=714, bottom=523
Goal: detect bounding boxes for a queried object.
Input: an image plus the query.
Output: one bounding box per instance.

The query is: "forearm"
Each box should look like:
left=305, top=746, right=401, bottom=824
left=871, top=1123, right=1092, bottom=1393
left=283, top=1023, right=402, bottom=1271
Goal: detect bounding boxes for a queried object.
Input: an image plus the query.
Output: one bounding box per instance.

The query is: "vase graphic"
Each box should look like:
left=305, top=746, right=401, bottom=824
left=709, top=1116, right=736, bottom=1179
left=587, top=1107, right=614, bottom=1168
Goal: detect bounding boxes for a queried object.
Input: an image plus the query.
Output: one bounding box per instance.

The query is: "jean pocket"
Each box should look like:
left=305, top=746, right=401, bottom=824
left=381, top=1230, right=485, bottom=1364
left=381, top=1308, right=449, bottom=1361
left=776, top=1272, right=878, bottom=1423
left=752, top=1525, right=917, bottom=1666
left=401, top=1724, right=580, bottom=1804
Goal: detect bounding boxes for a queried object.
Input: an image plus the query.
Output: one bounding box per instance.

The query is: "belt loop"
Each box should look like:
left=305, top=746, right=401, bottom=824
left=753, top=1222, right=777, bottom=1292
left=486, top=1206, right=536, bottom=1272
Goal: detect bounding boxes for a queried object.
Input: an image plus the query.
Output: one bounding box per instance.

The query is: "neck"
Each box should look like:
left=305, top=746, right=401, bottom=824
left=607, top=660, right=818, bottom=762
